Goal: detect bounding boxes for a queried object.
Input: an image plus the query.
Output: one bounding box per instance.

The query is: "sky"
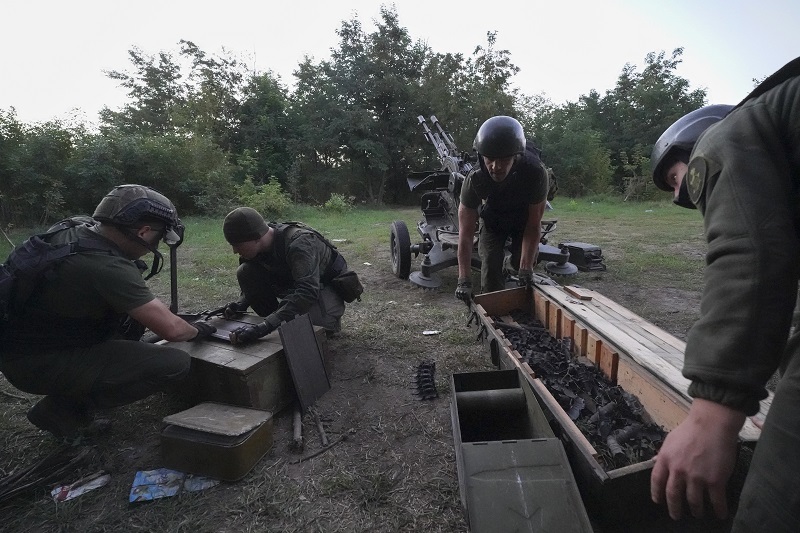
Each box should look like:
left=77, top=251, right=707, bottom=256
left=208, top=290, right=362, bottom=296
left=2, top=0, right=799, bottom=125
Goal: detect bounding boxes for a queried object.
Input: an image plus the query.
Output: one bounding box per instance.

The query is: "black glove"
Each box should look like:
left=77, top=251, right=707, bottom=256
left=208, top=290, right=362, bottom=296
left=223, top=300, right=248, bottom=319
left=191, top=321, right=217, bottom=341
left=517, top=268, right=534, bottom=288
left=229, top=321, right=274, bottom=345
left=455, top=278, right=473, bottom=304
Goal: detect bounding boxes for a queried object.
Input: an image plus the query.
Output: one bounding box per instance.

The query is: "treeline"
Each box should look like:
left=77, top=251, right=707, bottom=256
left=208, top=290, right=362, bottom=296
left=0, top=6, right=705, bottom=226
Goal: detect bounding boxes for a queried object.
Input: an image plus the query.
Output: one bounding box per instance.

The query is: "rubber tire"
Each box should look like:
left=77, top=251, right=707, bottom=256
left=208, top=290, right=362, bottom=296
left=390, top=220, right=412, bottom=279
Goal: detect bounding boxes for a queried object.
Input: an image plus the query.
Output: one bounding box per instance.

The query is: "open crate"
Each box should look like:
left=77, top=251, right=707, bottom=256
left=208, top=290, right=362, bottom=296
left=473, top=286, right=749, bottom=531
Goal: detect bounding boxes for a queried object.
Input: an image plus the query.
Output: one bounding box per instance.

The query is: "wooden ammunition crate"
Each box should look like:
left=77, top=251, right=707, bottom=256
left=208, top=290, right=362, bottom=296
left=167, top=315, right=328, bottom=414
left=473, top=286, right=762, bottom=531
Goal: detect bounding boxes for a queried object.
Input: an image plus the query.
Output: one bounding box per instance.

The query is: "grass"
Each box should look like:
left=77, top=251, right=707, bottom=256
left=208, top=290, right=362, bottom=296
left=0, top=197, right=707, bottom=532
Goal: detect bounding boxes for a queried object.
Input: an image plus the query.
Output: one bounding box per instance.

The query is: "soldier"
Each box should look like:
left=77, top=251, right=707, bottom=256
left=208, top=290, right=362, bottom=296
left=455, top=116, right=549, bottom=302
left=649, top=57, right=800, bottom=532
left=221, top=207, right=350, bottom=344
left=0, top=184, right=216, bottom=442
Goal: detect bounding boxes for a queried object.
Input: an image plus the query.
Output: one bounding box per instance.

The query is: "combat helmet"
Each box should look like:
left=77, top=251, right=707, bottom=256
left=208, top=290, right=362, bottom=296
left=473, top=116, right=526, bottom=158
left=651, top=104, right=733, bottom=192
left=93, top=184, right=181, bottom=245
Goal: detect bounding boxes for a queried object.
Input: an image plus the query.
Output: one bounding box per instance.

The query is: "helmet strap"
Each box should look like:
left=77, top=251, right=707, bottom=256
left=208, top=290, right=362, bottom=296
left=120, top=225, right=165, bottom=279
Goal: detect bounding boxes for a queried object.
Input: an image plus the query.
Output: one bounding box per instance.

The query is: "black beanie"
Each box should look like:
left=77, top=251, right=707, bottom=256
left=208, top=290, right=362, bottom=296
left=223, top=207, right=269, bottom=244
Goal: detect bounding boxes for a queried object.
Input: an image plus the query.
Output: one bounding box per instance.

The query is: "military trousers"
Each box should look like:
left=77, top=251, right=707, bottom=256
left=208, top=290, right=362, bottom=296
left=0, top=340, right=191, bottom=412
left=236, top=261, right=345, bottom=333
left=477, top=220, right=523, bottom=293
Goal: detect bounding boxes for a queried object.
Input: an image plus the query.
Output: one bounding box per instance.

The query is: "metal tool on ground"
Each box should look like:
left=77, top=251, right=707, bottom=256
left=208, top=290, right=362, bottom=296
left=310, top=407, right=329, bottom=447
left=291, top=405, right=304, bottom=452
left=390, top=115, right=583, bottom=289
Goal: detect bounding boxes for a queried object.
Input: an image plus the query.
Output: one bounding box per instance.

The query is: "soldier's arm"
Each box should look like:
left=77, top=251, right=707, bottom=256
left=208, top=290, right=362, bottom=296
left=129, top=298, right=200, bottom=342
left=519, top=200, right=546, bottom=271
left=457, top=204, right=478, bottom=279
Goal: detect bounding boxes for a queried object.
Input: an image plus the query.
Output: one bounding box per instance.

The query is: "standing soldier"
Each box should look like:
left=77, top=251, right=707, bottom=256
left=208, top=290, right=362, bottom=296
left=649, top=57, right=800, bottom=532
left=455, top=116, right=549, bottom=302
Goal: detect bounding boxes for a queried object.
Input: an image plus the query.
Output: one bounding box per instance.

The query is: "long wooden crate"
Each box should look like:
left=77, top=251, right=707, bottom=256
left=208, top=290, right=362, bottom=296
left=473, top=286, right=760, bottom=531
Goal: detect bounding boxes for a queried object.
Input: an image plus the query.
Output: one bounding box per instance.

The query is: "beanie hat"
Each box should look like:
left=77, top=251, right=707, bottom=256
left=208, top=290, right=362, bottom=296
left=223, top=207, right=269, bottom=244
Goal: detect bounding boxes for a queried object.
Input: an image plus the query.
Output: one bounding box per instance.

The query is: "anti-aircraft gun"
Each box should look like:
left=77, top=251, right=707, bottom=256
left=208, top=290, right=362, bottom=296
left=390, top=115, right=579, bottom=289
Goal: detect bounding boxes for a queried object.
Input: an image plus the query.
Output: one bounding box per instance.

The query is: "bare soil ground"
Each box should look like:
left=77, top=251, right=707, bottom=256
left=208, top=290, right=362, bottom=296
left=0, top=231, right=704, bottom=532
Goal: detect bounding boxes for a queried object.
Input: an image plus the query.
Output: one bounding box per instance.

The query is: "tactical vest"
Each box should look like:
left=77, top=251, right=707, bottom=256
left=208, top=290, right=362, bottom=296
left=270, top=222, right=345, bottom=282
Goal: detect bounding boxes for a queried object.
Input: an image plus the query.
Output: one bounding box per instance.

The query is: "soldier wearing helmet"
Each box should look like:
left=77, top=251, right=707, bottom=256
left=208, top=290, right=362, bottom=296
left=650, top=104, right=733, bottom=209
left=455, top=115, right=550, bottom=302
left=648, top=57, right=800, bottom=531
left=0, top=184, right=215, bottom=442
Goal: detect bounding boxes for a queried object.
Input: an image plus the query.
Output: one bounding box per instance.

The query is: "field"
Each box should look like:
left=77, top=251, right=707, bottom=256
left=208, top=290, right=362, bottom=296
left=0, top=199, right=708, bottom=532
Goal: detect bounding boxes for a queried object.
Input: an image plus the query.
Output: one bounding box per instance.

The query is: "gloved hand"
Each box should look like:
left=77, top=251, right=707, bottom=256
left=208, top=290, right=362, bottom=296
left=191, top=321, right=217, bottom=341
left=517, top=268, right=534, bottom=288
left=229, top=321, right=275, bottom=345
left=455, top=278, right=473, bottom=304
left=223, top=300, right=248, bottom=319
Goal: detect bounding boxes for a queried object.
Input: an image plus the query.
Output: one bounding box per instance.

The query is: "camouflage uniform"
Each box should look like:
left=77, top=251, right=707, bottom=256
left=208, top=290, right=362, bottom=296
left=686, top=73, right=800, bottom=531
left=236, top=223, right=346, bottom=333
left=460, top=149, right=549, bottom=292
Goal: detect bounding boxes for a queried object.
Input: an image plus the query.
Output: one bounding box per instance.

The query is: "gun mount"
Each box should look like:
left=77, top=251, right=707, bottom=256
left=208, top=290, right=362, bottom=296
left=390, top=115, right=580, bottom=289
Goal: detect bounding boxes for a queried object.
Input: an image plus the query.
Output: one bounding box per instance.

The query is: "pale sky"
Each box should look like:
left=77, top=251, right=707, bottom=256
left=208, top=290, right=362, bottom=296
left=2, top=0, right=798, bottom=125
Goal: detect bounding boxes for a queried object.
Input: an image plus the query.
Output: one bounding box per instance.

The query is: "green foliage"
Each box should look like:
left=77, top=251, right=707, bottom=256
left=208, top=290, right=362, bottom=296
left=323, top=193, right=354, bottom=213
left=235, top=177, right=293, bottom=219
left=1, top=6, right=713, bottom=220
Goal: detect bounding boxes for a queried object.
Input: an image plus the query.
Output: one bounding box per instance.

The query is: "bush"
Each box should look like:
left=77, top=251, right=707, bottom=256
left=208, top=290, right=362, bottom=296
left=322, top=193, right=354, bottom=213
left=235, top=177, right=293, bottom=219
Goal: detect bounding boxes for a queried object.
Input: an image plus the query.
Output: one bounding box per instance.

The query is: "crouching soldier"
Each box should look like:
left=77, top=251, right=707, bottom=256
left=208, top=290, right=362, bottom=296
left=0, top=184, right=216, bottom=442
left=221, top=207, right=362, bottom=344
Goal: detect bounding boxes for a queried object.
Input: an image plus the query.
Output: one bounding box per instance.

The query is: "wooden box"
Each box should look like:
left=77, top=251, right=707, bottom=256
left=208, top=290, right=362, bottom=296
left=473, top=286, right=759, bottom=531
left=167, top=315, right=328, bottom=414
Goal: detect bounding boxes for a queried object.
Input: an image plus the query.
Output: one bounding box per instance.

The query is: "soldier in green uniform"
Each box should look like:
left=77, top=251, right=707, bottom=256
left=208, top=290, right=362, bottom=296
left=649, top=57, right=800, bottom=532
left=455, top=116, right=549, bottom=302
left=0, top=184, right=216, bottom=442
left=221, top=207, right=349, bottom=344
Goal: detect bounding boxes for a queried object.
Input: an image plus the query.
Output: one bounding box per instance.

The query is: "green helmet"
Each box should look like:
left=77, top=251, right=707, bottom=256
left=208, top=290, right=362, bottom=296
left=93, top=184, right=181, bottom=244
left=473, top=116, right=526, bottom=158
left=651, top=104, right=733, bottom=191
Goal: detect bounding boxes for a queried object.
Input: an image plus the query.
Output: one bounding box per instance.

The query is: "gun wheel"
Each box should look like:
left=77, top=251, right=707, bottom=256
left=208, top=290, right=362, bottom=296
left=390, top=220, right=412, bottom=279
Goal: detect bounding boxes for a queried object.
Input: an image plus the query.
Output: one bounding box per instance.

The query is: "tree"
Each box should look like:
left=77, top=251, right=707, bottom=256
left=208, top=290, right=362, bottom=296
left=100, top=47, right=186, bottom=135
left=591, top=48, right=706, bottom=190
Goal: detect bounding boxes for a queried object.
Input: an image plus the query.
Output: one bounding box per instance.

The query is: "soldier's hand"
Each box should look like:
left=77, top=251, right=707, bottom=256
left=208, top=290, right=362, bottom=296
left=455, top=278, right=473, bottom=304
left=223, top=301, right=248, bottom=319
left=229, top=321, right=274, bottom=345
left=517, top=268, right=534, bottom=288
left=191, top=321, right=217, bottom=341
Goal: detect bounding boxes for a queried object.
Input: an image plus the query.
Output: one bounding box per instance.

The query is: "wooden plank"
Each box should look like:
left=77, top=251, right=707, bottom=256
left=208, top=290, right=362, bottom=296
left=616, top=357, right=690, bottom=430
left=473, top=286, right=530, bottom=316
left=534, top=291, right=549, bottom=328
left=598, top=344, right=619, bottom=382
left=560, top=312, right=576, bottom=343
left=548, top=303, right=562, bottom=338
left=564, top=285, right=593, bottom=300
left=587, top=333, right=603, bottom=366
left=572, top=323, right=589, bottom=359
